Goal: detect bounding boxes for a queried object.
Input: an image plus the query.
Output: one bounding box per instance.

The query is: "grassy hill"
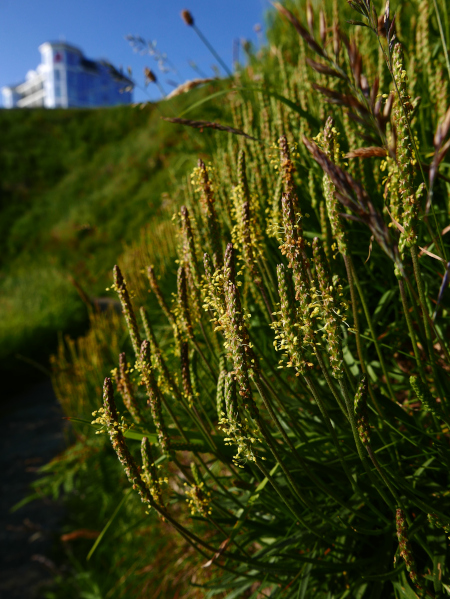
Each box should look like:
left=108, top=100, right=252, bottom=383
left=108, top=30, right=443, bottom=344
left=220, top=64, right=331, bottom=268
left=0, top=87, right=224, bottom=388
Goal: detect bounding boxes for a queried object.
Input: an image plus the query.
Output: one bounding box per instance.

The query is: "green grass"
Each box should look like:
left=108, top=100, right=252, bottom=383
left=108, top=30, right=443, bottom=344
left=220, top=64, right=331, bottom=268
left=0, top=87, right=226, bottom=386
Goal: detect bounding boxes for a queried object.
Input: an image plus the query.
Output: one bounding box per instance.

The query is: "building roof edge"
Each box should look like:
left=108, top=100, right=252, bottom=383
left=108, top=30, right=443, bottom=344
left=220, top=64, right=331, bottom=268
left=38, top=41, right=83, bottom=55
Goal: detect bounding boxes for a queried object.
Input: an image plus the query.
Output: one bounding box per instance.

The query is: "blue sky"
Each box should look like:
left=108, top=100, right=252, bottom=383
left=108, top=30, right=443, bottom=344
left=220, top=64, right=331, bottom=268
left=0, top=0, right=271, bottom=105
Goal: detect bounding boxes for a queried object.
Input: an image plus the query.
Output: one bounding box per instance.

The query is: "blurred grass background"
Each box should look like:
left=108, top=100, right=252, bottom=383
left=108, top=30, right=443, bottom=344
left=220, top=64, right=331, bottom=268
left=0, top=87, right=225, bottom=391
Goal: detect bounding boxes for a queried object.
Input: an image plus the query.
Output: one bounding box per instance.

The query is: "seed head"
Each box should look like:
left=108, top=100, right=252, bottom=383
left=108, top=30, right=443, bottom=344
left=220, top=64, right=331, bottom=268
left=275, top=264, right=308, bottom=375
left=219, top=372, right=260, bottom=466
left=102, top=378, right=153, bottom=508
left=203, top=252, right=214, bottom=284
left=354, top=376, right=370, bottom=446
left=194, top=159, right=223, bottom=269
left=140, top=306, right=177, bottom=397
left=234, top=151, right=264, bottom=284
left=216, top=356, right=227, bottom=420
left=141, top=437, right=164, bottom=507
left=392, top=43, right=421, bottom=254
left=323, top=119, right=348, bottom=255
left=410, top=375, right=439, bottom=416
left=279, top=135, right=301, bottom=220
left=185, top=468, right=212, bottom=517
left=113, top=265, right=141, bottom=358
left=177, top=266, right=194, bottom=339
left=144, top=67, right=156, bottom=83
left=224, top=242, right=237, bottom=287
left=181, top=9, right=194, bottom=26
left=280, top=194, right=314, bottom=347
left=223, top=281, right=258, bottom=417
left=181, top=341, right=195, bottom=408
left=238, top=150, right=251, bottom=203
left=396, top=509, right=421, bottom=588
left=118, top=352, right=143, bottom=425
left=224, top=371, right=239, bottom=422
left=180, top=205, right=201, bottom=290
left=138, top=341, right=170, bottom=454
left=312, top=237, right=345, bottom=378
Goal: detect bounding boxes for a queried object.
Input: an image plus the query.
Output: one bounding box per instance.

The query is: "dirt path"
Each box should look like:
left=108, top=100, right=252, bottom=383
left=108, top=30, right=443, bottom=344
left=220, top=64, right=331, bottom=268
left=0, top=380, right=67, bottom=599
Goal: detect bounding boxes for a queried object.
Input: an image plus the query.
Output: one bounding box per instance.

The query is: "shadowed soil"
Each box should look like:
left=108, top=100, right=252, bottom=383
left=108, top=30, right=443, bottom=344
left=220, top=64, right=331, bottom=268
left=0, top=380, right=66, bottom=599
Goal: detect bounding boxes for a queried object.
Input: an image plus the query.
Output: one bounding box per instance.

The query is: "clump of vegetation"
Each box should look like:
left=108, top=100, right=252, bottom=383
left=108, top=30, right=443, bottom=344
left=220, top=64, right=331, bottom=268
left=47, top=0, right=450, bottom=596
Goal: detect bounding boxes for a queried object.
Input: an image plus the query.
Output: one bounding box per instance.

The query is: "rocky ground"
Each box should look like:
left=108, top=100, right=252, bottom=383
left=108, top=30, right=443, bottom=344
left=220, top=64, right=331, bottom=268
left=0, top=380, right=67, bottom=599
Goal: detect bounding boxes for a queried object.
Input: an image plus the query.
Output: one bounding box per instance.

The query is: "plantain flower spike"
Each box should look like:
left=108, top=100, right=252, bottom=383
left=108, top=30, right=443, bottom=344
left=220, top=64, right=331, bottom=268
left=216, top=355, right=227, bottom=419
left=196, top=159, right=223, bottom=269
left=113, top=265, right=141, bottom=358
left=180, top=205, right=201, bottom=290
left=410, top=375, right=439, bottom=416
left=181, top=341, right=195, bottom=408
left=118, top=352, right=143, bottom=424
left=280, top=193, right=314, bottom=347
left=223, top=242, right=237, bottom=287
left=224, top=370, right=240, bottom=422
left=354, top=375, right=370, bottom=446
left=312, top=237, right=345, bottom=379
left=181, top=9, right=194, bottom=26
left=323, top=118, right=348, bottom=255
left=396, top=508, right=421, bottom=588
left=103, top=378, right=153, bottom=508
left=219, top=372, right=260, bottom=466
left=141, top=437, right=164, bottom=508
left=222, top=245, right=259, bottom=419
left=275, top=264, right=308, bottom=375
left=392, top=43, right=422, bottom=254
left=279, top=134, right=301, bottom=220
left=185, top=461, right=212, bottom=516
left=138, top=341, right=170, bottom=454
left=177, top=265, right=194, bottom=340
left=237, top=150, right=263, bottom=285
left=203, top=252, right=214, bottom=285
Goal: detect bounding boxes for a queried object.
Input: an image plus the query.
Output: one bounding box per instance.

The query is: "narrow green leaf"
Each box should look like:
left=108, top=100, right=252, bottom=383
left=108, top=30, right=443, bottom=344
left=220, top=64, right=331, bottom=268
left=87, top=488, right=132, bottom=561
left=346, top=19, right=371, bottom=28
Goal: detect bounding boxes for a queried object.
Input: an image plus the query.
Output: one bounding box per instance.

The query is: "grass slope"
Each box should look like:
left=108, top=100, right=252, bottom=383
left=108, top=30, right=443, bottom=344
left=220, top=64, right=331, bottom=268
left=0, top=88, right=223, bottom=387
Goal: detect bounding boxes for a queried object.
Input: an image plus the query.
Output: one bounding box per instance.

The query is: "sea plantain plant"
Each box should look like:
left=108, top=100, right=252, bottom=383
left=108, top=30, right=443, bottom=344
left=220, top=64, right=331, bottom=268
left=52, top=0, right=450, bottom=596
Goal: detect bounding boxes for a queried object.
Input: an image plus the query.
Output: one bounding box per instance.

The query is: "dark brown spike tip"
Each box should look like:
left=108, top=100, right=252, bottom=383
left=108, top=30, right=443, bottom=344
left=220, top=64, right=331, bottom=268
left=113, top=264, right=123, bottom=285
left=140, top=339, right=150, bottom=360
left=103, top=377, right=118, bottom=421
left=181, top=9, right=194, bottom=26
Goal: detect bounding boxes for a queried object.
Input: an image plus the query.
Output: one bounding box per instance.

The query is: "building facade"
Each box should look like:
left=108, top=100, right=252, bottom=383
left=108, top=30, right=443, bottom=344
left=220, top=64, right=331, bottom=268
left=2, top=42, right=133, bottom=109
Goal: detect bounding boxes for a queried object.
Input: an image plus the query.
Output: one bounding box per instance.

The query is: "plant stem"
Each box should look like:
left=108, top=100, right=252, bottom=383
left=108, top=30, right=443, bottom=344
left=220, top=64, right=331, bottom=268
left=338, top=378, right=396, bottom=511
left=192, top=25, right=233, bottom=78
left=303, top=375, right=356, bottom=489
left=348, top=255, right=396, bottom=401
left=313, top=346, right=348, bottom=418
left=343, top=254, right=366, bottom=375
left=193, top=338, right=218, bottom=380
left=432, top=0, right=450, bottom=80
left=398, top=278, right=427, bottom=381
left=255, top=376, right=380, bottom=523
left=410, top=245, right=438, bottom=382
left=199, top=319, right=220, bottom=365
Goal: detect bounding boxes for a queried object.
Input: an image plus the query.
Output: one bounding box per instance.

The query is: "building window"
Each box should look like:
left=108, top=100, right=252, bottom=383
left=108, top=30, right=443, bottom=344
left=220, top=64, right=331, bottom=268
left=55, top=85, right=61, bottom=97
left=67, top=53, right=78, bottom=67
left=55, top=70, right=60, bottom=81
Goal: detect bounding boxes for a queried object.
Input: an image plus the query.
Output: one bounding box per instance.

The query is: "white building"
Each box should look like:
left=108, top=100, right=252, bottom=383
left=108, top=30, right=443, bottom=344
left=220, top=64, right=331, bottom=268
left=2, top=42, right=133, bottom=109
